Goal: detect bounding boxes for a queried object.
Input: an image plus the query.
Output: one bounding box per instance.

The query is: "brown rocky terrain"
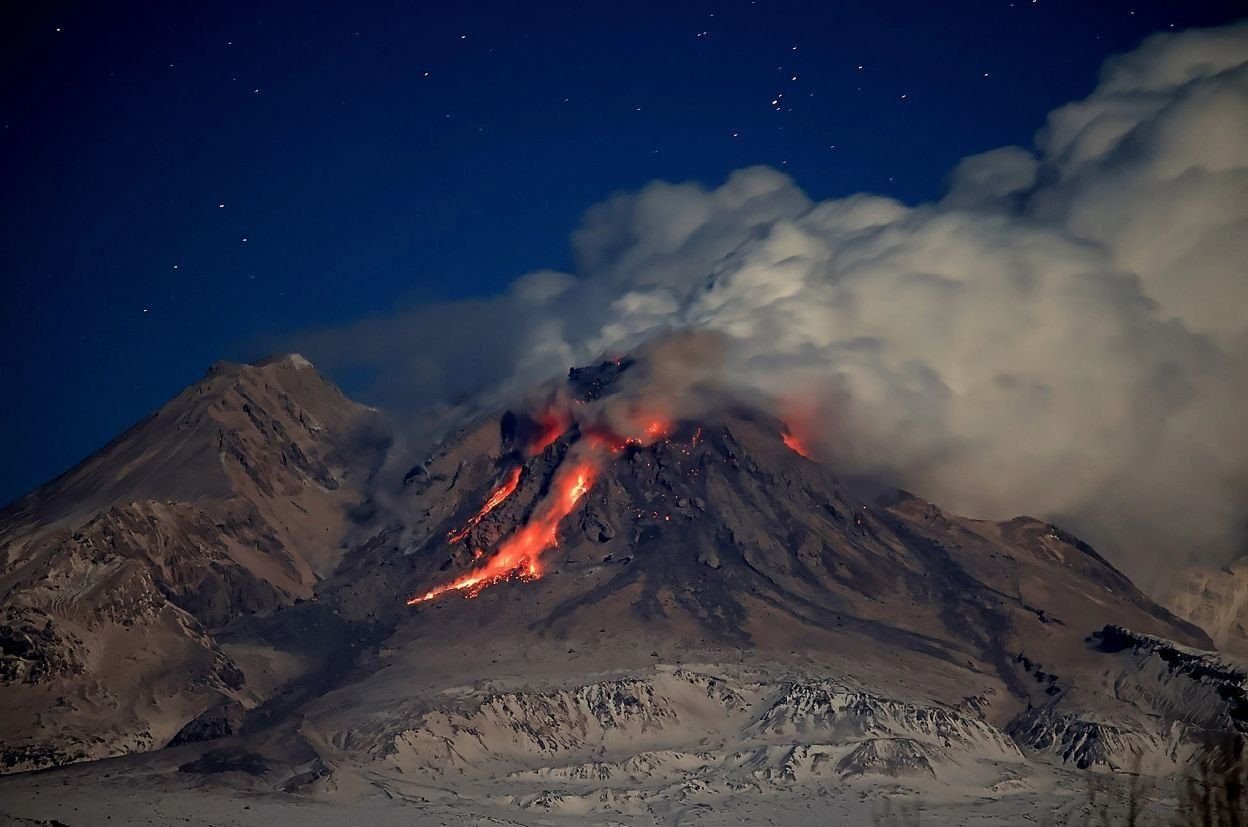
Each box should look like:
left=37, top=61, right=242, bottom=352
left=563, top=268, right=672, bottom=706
left=0, top=354, right=1242, bottom=826
left=0, top=354, right=386, bottom=772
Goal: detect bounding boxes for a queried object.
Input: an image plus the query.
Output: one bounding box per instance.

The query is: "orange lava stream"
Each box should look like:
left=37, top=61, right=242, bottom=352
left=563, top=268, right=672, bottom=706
left=408, top=460, right=598, bottom=604
left=447, top=466, right=523, bottom=544
left=782, top=430, right=812, bottom=459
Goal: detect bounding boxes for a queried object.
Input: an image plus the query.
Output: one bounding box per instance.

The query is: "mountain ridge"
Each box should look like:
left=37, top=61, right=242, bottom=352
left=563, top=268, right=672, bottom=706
left=0, top=353, right=1241, bottom=827
left=0, top=354, right=386, bottom=771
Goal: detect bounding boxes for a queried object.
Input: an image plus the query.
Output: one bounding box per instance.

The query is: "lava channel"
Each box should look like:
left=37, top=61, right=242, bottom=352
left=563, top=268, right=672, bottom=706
left=408, top=459, right=598, bottom=604
left=447, top=466, right=523, bottom=544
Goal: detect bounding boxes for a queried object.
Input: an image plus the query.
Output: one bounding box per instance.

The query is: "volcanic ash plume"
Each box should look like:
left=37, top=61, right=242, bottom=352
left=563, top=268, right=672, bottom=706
left=301, top=22, right=1248, bottom=586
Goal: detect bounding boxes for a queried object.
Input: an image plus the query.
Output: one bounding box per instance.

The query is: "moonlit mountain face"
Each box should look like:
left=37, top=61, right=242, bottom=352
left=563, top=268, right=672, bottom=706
left=1, top=352, right=1244, bottom=825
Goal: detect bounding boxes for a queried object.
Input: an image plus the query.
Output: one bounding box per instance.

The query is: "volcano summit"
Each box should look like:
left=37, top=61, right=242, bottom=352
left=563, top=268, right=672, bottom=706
left=0, top=353, right=1242, bottom=825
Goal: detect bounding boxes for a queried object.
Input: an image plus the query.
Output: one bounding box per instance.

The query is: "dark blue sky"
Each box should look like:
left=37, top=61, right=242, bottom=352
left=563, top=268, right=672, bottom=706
left=1, top=0, right=1243, bottom=506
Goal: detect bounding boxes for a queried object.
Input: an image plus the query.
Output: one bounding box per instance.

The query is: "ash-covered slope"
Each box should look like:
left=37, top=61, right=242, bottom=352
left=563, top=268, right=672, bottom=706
left=0, top=353, right=1239, bottom=826
left=329, top=358, right=1204, bottom=653
left=0, top=354, right=386, bottom=772
left=1163, top=556, right=1248, bottom=657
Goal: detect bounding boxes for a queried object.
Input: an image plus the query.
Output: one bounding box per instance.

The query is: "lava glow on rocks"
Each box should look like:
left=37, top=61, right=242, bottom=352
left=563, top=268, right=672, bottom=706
left=409, top=406, right=674, bottom=605
left=447, top=466, right=523, bottom=544
left=408, top=459, right=598, bottom=604
left=585, top=418, right=672, bottom=453
left=782, top=429, right=812, bottom=459
left=529, top=410, right=569, bottom=455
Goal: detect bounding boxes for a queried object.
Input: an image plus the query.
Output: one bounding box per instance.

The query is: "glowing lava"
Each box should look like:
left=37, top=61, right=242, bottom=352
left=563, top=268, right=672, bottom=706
left=529, top=410, right=569, bottom=454
left=642, top=419, right=671, bottom=441
left=782, top=429, right=812, bottom=459
left=408, top=460, right=598, bottom=604
left=447, top=466, right=523, bottom=544
left=585, top=417, right=672, bottom=453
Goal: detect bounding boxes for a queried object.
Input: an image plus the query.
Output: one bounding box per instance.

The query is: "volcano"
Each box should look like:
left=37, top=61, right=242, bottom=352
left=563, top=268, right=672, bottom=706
left=0, top=354, right=1242, bottom=825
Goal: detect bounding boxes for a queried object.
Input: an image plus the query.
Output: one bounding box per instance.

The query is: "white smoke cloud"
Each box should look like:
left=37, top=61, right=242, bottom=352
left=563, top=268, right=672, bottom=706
left=295, top=22, right=1248, bottom=587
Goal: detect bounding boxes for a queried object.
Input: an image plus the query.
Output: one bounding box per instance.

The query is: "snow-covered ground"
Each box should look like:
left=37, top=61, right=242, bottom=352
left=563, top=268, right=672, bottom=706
left=0, top=662, right=1210, bottom=826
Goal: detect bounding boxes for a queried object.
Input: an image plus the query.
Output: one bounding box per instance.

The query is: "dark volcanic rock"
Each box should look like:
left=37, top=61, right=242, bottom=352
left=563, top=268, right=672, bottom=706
left=167, top=701, right=247, bottom=747
left=178, top=748, right=270, bottom=776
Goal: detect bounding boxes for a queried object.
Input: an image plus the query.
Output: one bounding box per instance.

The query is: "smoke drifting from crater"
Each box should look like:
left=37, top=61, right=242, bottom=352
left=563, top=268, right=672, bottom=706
left=295, top=23, right=1248, bottom=586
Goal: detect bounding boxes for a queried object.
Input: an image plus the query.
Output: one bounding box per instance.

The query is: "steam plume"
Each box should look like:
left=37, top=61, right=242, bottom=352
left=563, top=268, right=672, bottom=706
left=295, top=23, right=1248, bottom=587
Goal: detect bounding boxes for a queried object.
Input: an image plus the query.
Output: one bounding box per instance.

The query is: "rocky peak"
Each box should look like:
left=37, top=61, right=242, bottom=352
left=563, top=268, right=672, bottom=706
left=0, top=356, right=388, bottom=773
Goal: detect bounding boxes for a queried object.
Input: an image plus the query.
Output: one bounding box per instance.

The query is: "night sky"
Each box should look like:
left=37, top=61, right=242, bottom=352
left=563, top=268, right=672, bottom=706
left=2, top=0, right=1244, bottom=507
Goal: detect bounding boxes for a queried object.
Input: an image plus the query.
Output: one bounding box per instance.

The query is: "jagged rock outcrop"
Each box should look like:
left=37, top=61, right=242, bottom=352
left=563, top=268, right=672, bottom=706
left=353, top=668, right=1029, bottom=793
left=1008, top=625, right=1248, bottom=771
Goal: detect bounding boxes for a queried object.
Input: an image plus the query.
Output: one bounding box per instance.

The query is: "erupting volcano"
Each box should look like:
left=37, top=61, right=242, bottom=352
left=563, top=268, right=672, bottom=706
left=408, top=367, right=682, bottom=605
left=0, top=351, right=1235, bottom=827
left=5, top=8, right=1247, bottom=823
left=408, top=457, right=599, bottom=604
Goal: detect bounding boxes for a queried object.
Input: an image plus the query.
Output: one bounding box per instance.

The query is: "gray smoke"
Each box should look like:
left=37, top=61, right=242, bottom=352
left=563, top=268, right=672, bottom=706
left=294, top=23, right=1248, bottom=587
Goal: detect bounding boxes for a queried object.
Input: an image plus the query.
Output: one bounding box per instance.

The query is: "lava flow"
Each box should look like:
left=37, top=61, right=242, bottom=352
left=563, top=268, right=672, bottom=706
left=408, top=459, right=598, bottom=604
left=447, top=466, right=523, bottom=544
left=782, top=429, right=812, bottom=459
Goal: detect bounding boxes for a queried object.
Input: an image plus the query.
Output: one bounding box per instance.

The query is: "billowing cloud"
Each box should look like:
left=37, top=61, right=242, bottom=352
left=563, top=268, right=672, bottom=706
left=294, top=23, right=1248, bottom=587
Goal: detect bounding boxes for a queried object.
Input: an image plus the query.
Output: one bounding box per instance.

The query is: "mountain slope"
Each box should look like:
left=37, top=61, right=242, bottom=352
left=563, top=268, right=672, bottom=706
left=0, top=354, right=1238, bottom=827
left=0, top=354, right=386, bottom=772
left=301, top=359, right=1217, bottom=788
